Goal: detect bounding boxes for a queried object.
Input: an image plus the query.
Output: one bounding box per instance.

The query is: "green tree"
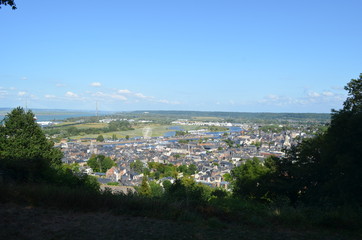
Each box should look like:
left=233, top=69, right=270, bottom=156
left=108, top=120, right=133, bottom=132
left=177, top=164, right=188, bottom=173
left=0, top=0, right=16, bottom=9
left=165, top=177, right=212, bottom=207
left=87, top=154, right=115, bottom=173
left=138, top=176, right=151, bottom=196
left=188, top=164, right=197, bottom=175
left=66, top=126, right=79, bottom=136
left=111, top=134, right=117, bottom=141
left=130, top=159, right=145, bottom=173
left=276, top=135, right=326, bottom=205
left=342, top=73, right=362, bottom=112
left=147, top=162, right=178, bottom=179
left=277, top=73, right=362, bottom=206
left=175, top=130, right=187, bottom=136
left=0, top=107, right=63, bottom=180
left=211, top=188, right=228, bottom=198
left=223, top=173, right=232, bottom=182
left=316, top=73, right=362, bottom=205
left=149, top=181, right=164, bottom=197
left=231, top=157, right=275, bottom=201
left=178, top=164, right=197, bottom=176
left=96, top=135, right=104, bottom=142
left=252, top=141, right=261, bottom=148
left=224, top=139, right=234, bottom=148
left=162, top=179, right=172, bottom=191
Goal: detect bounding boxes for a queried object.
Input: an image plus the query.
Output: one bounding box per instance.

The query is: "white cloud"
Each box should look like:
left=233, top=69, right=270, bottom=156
left=111, top=94, right=127, bottom=101
left=157, top=99, right=180, bottom=104
left=45, top=94, right=56, bottom=99
left=0, top=90, right=8, bottom=98
left=30, top=94, right=38, bottom=100
left=158, top=99, right=170, bottom=104
left=90, top=89, right=179, bottom=105
left=56, top=83, right=66, bottom=87
left=259, top=94, right=301, bottom=106
left=91, top=82, right=102, bottom=87
left=118, top=89, right=132, bottom=94
left=308, top=91, right=320, bottom=97
left=92, top=91, right=127, bottom=101
left=92, top=91, right=105, bottom=97
left=266, top=94, right=279, bottom=100
left=257, top=88, right=346, bottom=111
left=65, top=91, right=78, bottom=98
left=20, top=77, right=28, bottom=80
left=135, top=93, right=147, bottom=99
left=322, top=91, right=334, bottom=96
left=331, top=86, right=344, bottom=91
left=18, top=91, right=27, bottom=96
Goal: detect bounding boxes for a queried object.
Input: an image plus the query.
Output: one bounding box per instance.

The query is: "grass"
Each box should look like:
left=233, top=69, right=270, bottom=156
left=192, top=116, right=223, bottom=121
left=0, top=183, right=361, bottom=240
left=69, top=124, right=204, bottom=140
left=49, top=122, right=208, bottom=141
left=53, top=121, right=77, bottom=126
left=69, top=127, right=168, bottom=140
left=69, top=123, right=108, bottom=129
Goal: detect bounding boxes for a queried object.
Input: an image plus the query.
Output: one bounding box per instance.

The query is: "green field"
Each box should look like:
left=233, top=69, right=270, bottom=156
left=192, top=116, right=223, bottom=121
left=70, top=123, right=108, bottom=129
left=68, top=124, right=204, bottom=140
left=69, top=124, right=170, bottom=139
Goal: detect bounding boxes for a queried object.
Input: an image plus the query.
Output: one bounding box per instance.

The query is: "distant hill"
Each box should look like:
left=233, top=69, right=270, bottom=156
left=0, top=108, right=331, bottom=123
left=0, top=108, right=114, bottom=121
left=130, top=110, right=330, bottom=122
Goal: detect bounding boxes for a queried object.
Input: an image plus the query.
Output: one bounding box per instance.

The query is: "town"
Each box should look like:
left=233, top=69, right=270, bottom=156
left=56, top=115, right=325, bottom=190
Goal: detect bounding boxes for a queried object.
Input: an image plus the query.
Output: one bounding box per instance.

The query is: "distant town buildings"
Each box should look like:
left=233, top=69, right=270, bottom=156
left=60, top=122, right=314, bottom=188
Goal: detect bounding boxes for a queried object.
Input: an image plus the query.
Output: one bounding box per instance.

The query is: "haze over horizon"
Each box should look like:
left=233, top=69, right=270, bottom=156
left=1, top=1, right=361, bottom=113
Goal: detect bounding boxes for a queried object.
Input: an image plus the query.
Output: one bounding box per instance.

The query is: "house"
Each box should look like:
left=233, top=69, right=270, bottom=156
left=106, top=166, right=121, bottom=182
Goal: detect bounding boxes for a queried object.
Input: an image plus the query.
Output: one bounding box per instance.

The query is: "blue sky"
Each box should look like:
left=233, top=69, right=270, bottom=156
left=1, top=0, right=361, bottom=113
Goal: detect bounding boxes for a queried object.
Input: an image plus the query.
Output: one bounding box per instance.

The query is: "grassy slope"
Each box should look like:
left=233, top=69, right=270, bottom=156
left=0, top=203, right=358, bottom=240
left=0, top=183, right=360, bottom=240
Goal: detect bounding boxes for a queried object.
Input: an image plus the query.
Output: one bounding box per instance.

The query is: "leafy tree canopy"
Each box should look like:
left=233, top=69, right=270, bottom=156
left=147, top=162, right=178, bottom=179
left=341, top=73, right=362, bottom=113
left=178, top=164, right=197, bottom=175
left=0, top=107, right=62, bottom=180
left=131, top=159, right=146, bottom=174
left=108, top=120, right=133, bottom=132
left=231, top=157, right=276, bottom=201
left=138, top=176, right=151, bottom=196
left=87, top=154, right=115, bottom=173
left=277, top=73, right=362, bottom=206
left=96, top=134, right=104, bottom=142
left=0, top=0, right=16, bottom=9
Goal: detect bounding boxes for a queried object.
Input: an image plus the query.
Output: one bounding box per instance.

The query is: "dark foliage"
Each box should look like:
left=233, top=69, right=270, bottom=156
left=0, top=0, right=16, bottom=9
left=0, top=107, right=100, bottom=191
left=274, top=74, right=362, bottom=206
left=0, top=107, right=62, bottom=181
left=87, top=154, right=115, bottom=173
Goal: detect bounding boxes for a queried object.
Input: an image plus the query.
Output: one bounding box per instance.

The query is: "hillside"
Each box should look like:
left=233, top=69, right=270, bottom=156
left=0, top=203, right=358, bottom=240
